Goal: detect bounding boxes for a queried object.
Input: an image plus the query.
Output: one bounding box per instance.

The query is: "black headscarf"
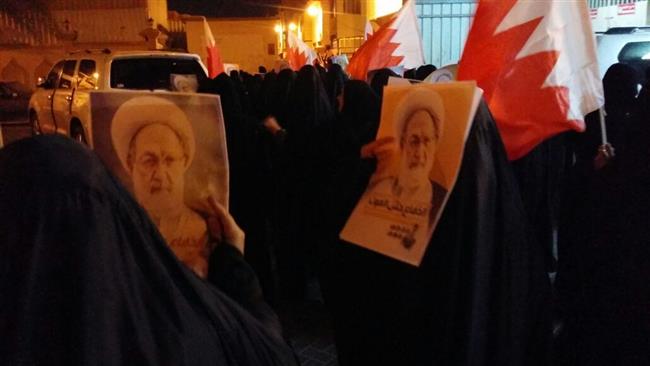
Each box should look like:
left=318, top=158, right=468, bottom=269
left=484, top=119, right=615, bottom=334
left=0, top=135, right=297, bottom=366
left=266, top=69, right=295, bottom=127
left=212, top=73, right=248, bottom=185
left=214, top=73, right=244, bottom=124
left=339, top=80, right=381, bottom=147
left=603, top=63, right=639, bottom=114
left=287, top=65, right=334, bottom=140
left=369, top=68, right=399, bottom=100
left=325, top=63, right=348, bottom=111
left=403, top=68, right=417, bottom=80
left=415, top=64, right=437, bottom=81
left=603, top=63, right=640, bottom=158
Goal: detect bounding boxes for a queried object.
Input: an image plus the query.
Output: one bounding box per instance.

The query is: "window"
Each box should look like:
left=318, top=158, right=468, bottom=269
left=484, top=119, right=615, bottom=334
left=618, top=41, right=650, bottom=62
left=110, top=58, right=206, bottom=90
left=44, top=61, right=65, bottom=90
left=77, top=59, right=97, bottom=89
left=344, top=0, right=361, bottom=14
left=618, top=41, right=650, bottom=82
left=58, top=60, right=77, bottom=89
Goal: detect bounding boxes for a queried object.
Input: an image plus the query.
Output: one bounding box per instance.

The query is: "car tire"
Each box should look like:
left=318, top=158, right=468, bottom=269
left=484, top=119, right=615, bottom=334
left=70, top=122, right=87, bottom=145
left=30, top=112, right=41, bottom=136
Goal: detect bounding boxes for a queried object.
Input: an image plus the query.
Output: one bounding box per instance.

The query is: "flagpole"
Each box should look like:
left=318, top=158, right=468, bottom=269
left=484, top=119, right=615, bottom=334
left=598, top=107, right=608, bottom=145
left=595, top=106, right=614, bottom=170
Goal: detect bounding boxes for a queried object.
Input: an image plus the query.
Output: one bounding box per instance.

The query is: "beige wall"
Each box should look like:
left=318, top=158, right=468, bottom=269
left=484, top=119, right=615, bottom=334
left=0, top=42, right=150, bottom=90
left=0, top=0, right=170, bottom=88
left=147, top=0, right=169, bottom=28
left=0, top=49, right=66, bottom=88
left=187, top=18, right=279, bottom=73
left=47, top=0, right=168, bottom=44
left=335, top=12, right=366, bottom=38
left=51, top=8, right=150, bottom=43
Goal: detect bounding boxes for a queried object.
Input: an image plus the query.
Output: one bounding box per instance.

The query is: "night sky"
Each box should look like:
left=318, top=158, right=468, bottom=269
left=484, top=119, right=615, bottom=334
left=167, top=0, right=283, bottom=18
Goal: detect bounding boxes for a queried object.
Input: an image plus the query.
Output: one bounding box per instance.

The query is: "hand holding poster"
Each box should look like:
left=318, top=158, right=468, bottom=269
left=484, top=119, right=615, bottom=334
left=340, top=82, right=482, bottom=266
left=90, top=91, right=229, bottom=277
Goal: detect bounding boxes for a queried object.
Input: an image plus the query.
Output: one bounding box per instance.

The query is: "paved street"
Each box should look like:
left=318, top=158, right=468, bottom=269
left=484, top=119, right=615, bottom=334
left=279, top=299, right=338, bottom=366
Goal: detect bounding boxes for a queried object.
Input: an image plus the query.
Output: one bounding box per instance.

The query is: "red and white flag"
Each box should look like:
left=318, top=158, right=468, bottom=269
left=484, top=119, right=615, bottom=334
left=287, top=32, right=318, bottom=71
left=347, top=0, right=424, bottom=80
left=458, top=0, right=604, bottom=160
left=203, top=19, right=224, bottom=78
left=364, top=20, right=374, bottom=40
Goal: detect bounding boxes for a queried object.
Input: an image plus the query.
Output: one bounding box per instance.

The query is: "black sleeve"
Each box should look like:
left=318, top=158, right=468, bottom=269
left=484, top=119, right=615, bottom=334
left=207, top=243, right=284, bottom=338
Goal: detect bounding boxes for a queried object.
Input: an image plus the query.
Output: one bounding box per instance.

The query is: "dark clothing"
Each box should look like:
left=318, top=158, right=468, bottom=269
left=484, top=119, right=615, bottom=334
left=555, top=64, right=650, bottom=366
left=324, top=63, right=348, bottom=111
left=209, top=73, right=279, bottom=305
left=325, top=102, right=551, bottom=366
left=338, top=80, right=381, bottom=145
left=369, top=68, right=399, bottom=100
left=512, top=133, right=571, bottom=275
left=0, top=136, right=297, bottom=366
left=556, top=143, right=650, bottom=366
left=415, top=64, right=437, bottom=81
left=281, top=65, right=335, bottom=298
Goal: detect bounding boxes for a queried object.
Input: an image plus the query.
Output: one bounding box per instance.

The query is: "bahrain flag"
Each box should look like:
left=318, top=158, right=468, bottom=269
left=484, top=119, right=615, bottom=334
left=347, top=0, right=424, bottom=80
left=458, top=0, right=604, bottom=160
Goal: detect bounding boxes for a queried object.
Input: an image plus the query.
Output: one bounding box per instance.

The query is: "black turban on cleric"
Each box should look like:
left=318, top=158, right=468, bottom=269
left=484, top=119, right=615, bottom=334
left=0, top=135, right=297, bottom=366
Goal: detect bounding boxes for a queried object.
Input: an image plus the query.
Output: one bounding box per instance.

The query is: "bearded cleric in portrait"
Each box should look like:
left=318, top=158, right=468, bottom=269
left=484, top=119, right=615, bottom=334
left=111, top=96, right=210, bottom=276
left=366, top=88, right=448, bottom=249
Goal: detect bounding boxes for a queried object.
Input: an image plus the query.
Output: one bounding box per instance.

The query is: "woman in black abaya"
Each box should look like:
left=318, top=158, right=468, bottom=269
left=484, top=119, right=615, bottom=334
left=324, top=102, right=551, bottom=366
left=282, top=65, right=335, bottom=298
left=320, top=80, right=386, bottom=365
left=556, top=63, right=650, bottom=366
left=208, top=73, right=280, bottom=305
left=0, top=136, right=297, bottom=366
left=324, top=63, right=348, bottom=112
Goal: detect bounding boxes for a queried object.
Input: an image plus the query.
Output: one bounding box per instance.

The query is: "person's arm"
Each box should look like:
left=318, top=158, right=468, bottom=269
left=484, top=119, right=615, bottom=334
left=262, top=116, right=287, bottom=144
left=205, top=198, right=282, bottom=335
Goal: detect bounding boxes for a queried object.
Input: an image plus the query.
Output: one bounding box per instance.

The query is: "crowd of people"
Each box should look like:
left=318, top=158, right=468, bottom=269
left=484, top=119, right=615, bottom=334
left=2, top=60, right=649, bottom=365
left=196, top=60, right=650, bottom=364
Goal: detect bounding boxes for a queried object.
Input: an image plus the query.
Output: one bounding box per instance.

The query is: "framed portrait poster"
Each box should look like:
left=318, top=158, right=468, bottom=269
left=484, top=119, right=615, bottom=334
left=340, top=81, right=482, bottom=266
left=90, top=90, right=228, bottom=276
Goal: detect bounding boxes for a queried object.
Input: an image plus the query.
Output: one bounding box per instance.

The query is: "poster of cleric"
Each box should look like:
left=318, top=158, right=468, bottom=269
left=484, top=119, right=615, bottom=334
left=90, top=91, right=228, bottom=277
left=340, top=82, right=481, bottom=266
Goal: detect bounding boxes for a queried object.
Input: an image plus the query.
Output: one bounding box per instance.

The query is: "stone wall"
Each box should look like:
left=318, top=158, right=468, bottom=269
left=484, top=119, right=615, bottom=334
left=0, top=48, right=65, bottom=89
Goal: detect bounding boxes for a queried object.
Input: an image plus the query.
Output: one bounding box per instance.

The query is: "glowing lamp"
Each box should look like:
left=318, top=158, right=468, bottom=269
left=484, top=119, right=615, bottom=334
left=307, top=4, right=319, bottom=16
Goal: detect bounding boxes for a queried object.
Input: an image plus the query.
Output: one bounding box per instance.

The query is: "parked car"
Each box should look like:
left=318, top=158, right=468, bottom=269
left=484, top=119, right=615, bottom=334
left=29, top=49, right=208, bottom=145
left=0, top=81, right=31, bottom=122
left=597, top=27, right=650, bottom=82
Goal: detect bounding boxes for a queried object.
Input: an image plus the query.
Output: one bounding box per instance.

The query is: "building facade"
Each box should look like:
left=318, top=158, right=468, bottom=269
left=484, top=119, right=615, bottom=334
left=0, top=0, right=171, bottom=88
left=589, top=0, right=650, bottom=32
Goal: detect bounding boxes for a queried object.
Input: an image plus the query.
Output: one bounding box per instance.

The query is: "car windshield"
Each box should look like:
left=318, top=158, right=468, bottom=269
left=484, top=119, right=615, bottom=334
left=110, top=57, right=206, bottom=90
left=618, top=41, right=650, bottom=83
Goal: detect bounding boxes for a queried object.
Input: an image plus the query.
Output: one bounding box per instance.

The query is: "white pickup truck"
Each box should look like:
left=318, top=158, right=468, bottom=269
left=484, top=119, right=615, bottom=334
left=29, top=49, right=208, bottom=146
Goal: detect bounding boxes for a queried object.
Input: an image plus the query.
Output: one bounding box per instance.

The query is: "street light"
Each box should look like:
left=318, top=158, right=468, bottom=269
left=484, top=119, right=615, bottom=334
left=274, top=24, right=282, bottom=33
left=307, top=4, right=319, bottom=16
left=305, top=2, right=323, bottom=44
left=289, top=22, right=297, bottom=31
